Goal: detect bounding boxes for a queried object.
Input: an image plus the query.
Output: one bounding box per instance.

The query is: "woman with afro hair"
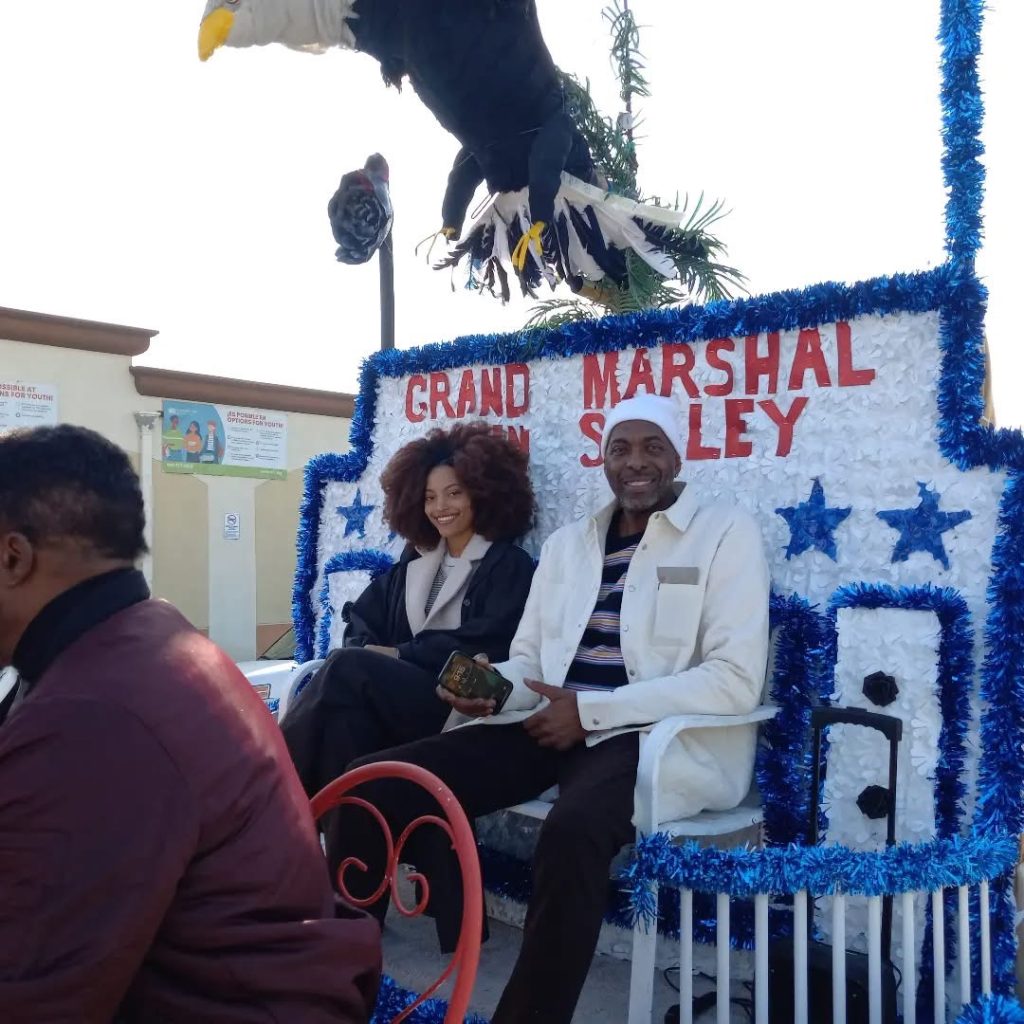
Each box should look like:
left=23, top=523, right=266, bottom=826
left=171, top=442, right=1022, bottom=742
left=282, top=421, right=536, bottom=800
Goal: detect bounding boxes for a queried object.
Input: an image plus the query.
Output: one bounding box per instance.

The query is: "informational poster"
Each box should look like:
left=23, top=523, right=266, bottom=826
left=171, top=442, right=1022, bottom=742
left=0, top=381, right=58, bottom=436
left=223, top=512, right=241, bottom=540
left=161, top=400, right=287, bottom=480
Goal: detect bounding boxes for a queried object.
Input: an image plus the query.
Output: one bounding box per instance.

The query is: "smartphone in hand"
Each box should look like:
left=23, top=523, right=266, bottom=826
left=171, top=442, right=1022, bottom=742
left=437, top=652, right=513, bottom=713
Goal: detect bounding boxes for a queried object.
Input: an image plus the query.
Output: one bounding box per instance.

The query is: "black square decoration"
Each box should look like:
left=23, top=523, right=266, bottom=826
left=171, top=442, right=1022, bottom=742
left=857, top=784, right=892, bottom=820
left=862, top=670, right=899, bottom=707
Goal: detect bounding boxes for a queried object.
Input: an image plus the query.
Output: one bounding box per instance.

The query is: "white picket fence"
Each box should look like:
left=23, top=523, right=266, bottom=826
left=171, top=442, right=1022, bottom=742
left=669, top=881, right=991, bottom=1024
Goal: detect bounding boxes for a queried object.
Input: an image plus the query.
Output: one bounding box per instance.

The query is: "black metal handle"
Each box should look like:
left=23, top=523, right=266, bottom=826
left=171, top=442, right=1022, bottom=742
left=808, top=704, right=902, bottom=962
left=811, top=705, right=903, bottom=744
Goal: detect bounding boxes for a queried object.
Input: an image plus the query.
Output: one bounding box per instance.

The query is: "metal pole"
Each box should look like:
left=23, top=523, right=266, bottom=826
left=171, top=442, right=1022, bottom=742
left=622, top=0, right=634, bottom=147
left=379, top=228, right=395, bottom=350
left=133, top=410, right=161, bottom=587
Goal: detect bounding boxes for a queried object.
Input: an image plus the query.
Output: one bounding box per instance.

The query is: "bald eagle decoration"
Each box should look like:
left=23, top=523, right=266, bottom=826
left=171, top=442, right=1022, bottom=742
left=198, top=0, right=730, bottom=305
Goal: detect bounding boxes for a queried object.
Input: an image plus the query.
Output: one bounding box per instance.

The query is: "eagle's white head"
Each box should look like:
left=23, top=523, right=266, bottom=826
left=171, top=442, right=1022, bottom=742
left=198, top=0, right=357, bottom=62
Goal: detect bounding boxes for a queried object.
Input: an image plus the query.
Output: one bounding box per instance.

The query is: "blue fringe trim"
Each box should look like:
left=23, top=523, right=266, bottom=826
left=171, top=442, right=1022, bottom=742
left=371, top=974, right=489, bottom=1024
left=620, top=832, right=1017, bottom=921
left=758, top=593, right=829, bottom=846
left=314, top=550, right=395, bottom=659
left=954, top=996, right=1024, bottom=1024
left=974, top=473, right=1024, bottom=993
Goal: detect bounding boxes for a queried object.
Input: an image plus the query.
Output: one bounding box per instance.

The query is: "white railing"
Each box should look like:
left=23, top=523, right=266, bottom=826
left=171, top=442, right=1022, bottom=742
left=670, top=883, right=989, bottom=1024
left=622, top=833, right=1016, bottom=1024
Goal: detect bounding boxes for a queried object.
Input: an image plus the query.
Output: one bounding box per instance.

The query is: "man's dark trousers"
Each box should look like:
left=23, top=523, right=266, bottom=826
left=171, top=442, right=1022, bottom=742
left=334, top=723, right=640, bottom=1024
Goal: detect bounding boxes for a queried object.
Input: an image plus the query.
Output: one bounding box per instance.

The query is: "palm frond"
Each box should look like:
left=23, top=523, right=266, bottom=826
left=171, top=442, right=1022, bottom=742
left=559, top=71, right=639, bottom=197
left=603, top=1, right=651, bottom=105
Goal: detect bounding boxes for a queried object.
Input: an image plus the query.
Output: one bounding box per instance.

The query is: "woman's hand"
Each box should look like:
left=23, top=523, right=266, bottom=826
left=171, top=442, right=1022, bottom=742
left=363, top=644, right=399, bottom=658
left=435, top=652, right=496, bottom=717
left=435, top=686, right=495, bottom=718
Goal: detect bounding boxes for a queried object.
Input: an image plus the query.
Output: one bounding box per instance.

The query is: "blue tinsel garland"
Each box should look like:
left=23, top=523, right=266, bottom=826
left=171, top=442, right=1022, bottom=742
left=758, top=593, right=829, bottom=846
left=974, top=473, right=1024, bottom=994
left=314, top=549, right=395, bottom=659
left=954, top=996, right=1024, bottom=1024
left=371, top=973, right=489, bottom=1024
left=620, top=832, right=1017, bottom=926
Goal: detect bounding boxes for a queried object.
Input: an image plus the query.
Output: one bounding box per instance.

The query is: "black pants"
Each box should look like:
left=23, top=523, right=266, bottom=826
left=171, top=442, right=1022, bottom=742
left=280, top=647, right=451, bottom=799
left=335, top=723, right=639, bottom=1024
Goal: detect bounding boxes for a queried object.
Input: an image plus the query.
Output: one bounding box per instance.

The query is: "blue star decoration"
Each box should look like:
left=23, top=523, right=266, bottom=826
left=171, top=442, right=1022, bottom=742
left=336, top=488, right=375, bottom=539
left=876, top=482, right=972, bottom=570
left=775, top=479, right=851, bottom=561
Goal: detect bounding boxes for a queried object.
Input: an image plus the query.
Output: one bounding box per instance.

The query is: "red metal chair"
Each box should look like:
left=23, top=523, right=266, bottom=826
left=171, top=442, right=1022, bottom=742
left=310, top=761, right=483, bottom=1024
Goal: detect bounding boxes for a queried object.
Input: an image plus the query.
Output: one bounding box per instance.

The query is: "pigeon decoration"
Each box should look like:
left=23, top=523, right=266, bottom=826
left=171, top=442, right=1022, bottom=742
left=198, top=0, right=703, bottom=302
left=328, top=153, right=394, bottom=266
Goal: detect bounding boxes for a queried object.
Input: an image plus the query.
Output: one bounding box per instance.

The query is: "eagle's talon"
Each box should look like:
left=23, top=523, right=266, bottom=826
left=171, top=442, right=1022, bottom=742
left=511, top=220, right=546, bottom=272
left=415, top=227, right=455, bottom=262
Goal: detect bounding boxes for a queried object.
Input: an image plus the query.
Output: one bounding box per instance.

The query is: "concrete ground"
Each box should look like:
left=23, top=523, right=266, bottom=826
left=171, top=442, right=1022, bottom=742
left=381, top=887, right=754, bottom=1023
left=383, top=909, right=683, bottom=1023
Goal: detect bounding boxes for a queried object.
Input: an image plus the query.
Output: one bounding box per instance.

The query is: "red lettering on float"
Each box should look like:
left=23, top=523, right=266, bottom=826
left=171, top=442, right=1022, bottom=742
left=788, top=328, right=831, bottom=390
left=624, top=348, right=657, bottom=398
left=582, top=353, right=621, bottom=409
left=505, top=364, right=530, bottom=417
left=724, top=399, right=754, bottom=458
left=456, top=369, right=477, bottom=417
left=578, top=412, right=605, bottom=467
left=744, top=333, right=780, bottom=395
left=405, top=374, right=428, bottom=422
left=661, top=344, right=700, bottom=399
left=686, top=404, right=720, bottom=460
left=705, top=339, right=735, bottom=397
left=836, top=321, right=876, bottom=386
left=758, top=397, right=809, bottom=457
left=504, top=425, right=531, bottom=454
left=480, top=368, right=504, bottom=415
left=429, top=372, right=455, bottom=418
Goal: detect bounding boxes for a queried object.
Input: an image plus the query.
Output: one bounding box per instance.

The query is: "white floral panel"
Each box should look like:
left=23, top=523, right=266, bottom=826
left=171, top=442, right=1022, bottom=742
left=817, top=606, right=942, bottom=960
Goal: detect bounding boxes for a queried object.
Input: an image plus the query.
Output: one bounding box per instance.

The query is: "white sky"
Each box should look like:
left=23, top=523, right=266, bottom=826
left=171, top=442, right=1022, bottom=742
left=1, top=2, right=1021, bottom=422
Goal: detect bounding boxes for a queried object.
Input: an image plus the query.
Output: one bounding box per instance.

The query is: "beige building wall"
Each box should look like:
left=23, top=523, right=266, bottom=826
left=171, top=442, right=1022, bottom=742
left=1, top=307, right=352, bottom=658
left=254, top=411, right=350, bottom=649
left=151, top=469, right=210, bottom=629
left=0, top=339, right=142, bottom=452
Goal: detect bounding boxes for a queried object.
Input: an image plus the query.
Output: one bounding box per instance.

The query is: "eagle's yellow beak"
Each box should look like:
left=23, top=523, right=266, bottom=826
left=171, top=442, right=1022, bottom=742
left=198, top=8, right=235, bottom=62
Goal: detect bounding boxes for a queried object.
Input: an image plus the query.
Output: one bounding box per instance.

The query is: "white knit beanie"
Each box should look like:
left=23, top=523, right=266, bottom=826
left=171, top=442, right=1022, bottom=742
left=601, top=394, right=686, bottom=460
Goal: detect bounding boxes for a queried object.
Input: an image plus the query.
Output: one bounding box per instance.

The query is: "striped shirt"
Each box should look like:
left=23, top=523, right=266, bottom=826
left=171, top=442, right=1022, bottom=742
left=564, top=521, right=643, bottom=693
left=424, top=552, right=459, bottom=617
left=424, top=564, right=448, bottom=616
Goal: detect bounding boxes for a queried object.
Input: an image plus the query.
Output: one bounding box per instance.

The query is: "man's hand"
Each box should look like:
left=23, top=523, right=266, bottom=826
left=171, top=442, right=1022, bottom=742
left=523, top=680, right=586, bottom=750
left=363, top=645, right=399, bottom=658
left=436, top=686, right=495, bottom=717
left=435, top=652, right=495, bottom=718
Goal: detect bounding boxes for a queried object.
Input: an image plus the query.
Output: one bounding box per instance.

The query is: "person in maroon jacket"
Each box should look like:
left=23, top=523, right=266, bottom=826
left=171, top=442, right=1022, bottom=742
left=0, top=425, right=381, bottom=1023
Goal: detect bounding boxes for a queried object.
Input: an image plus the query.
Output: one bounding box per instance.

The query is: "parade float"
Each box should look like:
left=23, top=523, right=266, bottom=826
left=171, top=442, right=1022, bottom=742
left=200, top=0, right=1023, bottom=1020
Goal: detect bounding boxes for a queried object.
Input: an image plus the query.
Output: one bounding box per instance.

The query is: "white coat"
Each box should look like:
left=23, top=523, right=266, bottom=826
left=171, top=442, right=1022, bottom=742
left=471, top=482, right=771, bottom=824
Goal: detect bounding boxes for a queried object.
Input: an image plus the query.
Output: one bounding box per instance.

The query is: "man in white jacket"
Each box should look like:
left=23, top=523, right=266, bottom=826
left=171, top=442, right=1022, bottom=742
left=339, top=394, right=770, bottom=1023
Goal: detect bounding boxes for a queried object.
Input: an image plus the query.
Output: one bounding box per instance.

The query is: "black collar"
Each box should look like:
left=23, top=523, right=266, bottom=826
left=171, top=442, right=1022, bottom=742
left=11, top=568, right=150, bottom=686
